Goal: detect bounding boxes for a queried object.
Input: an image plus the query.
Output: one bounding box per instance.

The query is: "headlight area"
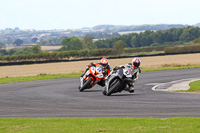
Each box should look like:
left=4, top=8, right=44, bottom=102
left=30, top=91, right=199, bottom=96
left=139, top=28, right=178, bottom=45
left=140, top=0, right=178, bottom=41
left=96, top=74, right=103, bottom=78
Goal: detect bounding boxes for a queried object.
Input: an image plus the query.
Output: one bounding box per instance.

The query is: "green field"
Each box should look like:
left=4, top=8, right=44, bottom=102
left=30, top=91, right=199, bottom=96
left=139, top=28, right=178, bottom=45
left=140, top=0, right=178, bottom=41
left=0, top=118, right=200, bottom=133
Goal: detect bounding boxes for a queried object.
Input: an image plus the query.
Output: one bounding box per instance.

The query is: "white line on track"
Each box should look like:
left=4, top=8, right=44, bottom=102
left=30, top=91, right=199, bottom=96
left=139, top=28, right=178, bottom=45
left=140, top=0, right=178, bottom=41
left=145, top=78, right=200, bottom=91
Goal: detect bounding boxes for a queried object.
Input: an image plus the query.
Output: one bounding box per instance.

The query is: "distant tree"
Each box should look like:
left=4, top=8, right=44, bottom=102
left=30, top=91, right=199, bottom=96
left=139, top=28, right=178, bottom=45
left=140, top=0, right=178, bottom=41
left=139, top=30, right=153, bottom=47
left=7, top=48, right=18, bottom=55
left=118, top=33, right=133, bottom=47
left=0, top=42, right=5, bottom=49
left=6, top=37, right=12, bottom=44
left=82, top=36, right=96, bottom=49
left=39, top=39, right=50, bottom=45
left=130, top=36, right=138, bottom=48
left=31, top=38, right=38, bottom=43
left=13, top=39, right=23, bottom=46
left=151, top=31, right=164, bottom=44
left=11, top=48, right=29, bottom=55
left=94, top=40, right=109, bottom=48
left=48, top=37, right=61, bottom=45
left=180, top=27, right=200, bottom=42
left=31, top=45, right=41, bottom=54
left=113, top=40, right=127, bottom=54
left=111, top=32, right=121, bottom=38
left=61, top=36, right=84, bottom=51
left=0, top=49, right=7, bottom=56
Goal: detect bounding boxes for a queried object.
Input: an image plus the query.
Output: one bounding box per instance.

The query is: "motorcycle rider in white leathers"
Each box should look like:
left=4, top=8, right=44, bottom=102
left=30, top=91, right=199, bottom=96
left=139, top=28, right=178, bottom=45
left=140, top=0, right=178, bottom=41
left=112, top=57, right=141, bottom=93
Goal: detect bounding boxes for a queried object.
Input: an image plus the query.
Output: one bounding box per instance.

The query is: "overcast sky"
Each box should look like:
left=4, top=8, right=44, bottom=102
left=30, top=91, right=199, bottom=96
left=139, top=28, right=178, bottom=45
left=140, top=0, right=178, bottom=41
left=0, top=0, right=200, bottom=30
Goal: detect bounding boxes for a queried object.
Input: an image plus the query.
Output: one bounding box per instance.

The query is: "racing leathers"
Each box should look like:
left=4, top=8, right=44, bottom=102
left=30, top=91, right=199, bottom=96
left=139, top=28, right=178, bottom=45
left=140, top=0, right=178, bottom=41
left=81, top=62, right=111, bottom=87
left=113, top=63, right=141, bottom=93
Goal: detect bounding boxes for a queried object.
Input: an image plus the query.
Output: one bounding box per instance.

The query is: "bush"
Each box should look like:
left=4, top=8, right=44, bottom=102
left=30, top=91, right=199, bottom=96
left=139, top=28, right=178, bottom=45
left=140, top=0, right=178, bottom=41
left=125, top=46, right=165, bottom=53
left=164, top=45, right=200, bottom=54
left=192, top=37, right=200, bottom=44
left=89, top=49, right=113, bottom=56
left=9, top=55, right=17, bottom=61
left=77, top=50, right=89, bottom=57
left=2, top=55, right=11, bottom=61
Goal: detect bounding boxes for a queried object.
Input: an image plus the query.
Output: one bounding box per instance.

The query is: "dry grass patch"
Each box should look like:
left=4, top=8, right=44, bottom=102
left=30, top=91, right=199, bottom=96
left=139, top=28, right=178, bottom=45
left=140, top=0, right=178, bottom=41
left=0, top=53, right=200, bottom=78
left=40, top=46, right=62, bottom=51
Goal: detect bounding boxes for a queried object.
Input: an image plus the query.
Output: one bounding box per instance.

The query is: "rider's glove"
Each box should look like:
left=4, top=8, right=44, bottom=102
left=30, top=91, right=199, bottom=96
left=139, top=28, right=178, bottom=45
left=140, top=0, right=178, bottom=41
left=113, top=66, right=118, bottom=71
left=121, top=66, right=125, bottom=69
left=88, top=62, right=95, bottom=67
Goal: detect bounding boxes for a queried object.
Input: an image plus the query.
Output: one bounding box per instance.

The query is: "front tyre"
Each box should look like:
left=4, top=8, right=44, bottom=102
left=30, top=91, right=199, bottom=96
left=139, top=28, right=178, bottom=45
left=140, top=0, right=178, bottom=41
left=79, top=78, right=93, bottom=92
left=106, top=79, right=121, bottom=96
left=102, top=90, right=106, bottom=95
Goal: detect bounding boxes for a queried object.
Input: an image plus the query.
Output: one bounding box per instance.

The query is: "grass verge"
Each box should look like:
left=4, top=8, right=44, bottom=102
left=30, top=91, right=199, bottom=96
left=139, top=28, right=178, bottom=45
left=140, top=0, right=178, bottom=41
left=0, top=65, right=200, bottom=84
left=0, top=118, right=200, bottom=133
left=186, top=80, right=200, bottom=92
left=0, top=73, right=82, bottom=84
left=141, top=65, right=200, bottom=72
left=176, top=80, right=200, bottom=93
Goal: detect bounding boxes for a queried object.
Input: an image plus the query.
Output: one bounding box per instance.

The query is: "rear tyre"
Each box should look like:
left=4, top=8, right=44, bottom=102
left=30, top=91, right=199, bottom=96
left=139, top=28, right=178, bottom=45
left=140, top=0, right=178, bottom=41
left=129, top=90, right=134, bottom=93
left=79, top=78, right=93, bottom=92
left=106, top=79, right=121, bottom=96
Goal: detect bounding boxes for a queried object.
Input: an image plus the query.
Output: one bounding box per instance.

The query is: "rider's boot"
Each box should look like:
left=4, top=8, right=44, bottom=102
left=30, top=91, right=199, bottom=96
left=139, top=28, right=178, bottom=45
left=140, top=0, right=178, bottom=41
left=124, top=83, right=134, bottom=93
left=124, top=84, right=129, bottom=91
left=128, top=84, right=134, bottom=93
left=80, top=76, right=84, bottom=88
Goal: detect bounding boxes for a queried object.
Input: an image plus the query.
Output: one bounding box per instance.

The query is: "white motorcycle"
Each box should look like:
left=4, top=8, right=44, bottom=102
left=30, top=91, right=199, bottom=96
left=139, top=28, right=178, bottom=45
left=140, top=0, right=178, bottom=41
left=103, top=66, right=133, bottom=96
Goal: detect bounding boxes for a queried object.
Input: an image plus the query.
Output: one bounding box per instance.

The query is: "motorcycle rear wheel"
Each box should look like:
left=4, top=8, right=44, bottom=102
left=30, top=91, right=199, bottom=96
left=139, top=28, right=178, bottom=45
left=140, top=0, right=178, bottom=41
left=79, top=77, right=93, bottom=92
left=106, top=78, right=121, bottom=96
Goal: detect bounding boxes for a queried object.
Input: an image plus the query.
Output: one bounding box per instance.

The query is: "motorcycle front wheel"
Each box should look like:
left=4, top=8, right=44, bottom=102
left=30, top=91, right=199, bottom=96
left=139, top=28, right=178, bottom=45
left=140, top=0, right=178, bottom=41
left=106, top=78, right=121, bottom=96
left=79, top=77, right=93, bottom=92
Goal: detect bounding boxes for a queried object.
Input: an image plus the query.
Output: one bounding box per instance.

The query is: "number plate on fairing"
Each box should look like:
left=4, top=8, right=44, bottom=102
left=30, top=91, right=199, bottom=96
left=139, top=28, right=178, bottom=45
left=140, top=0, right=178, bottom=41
left=96, top=66, right=102, bottom=73
left=123, top=69, right=132, bottom=78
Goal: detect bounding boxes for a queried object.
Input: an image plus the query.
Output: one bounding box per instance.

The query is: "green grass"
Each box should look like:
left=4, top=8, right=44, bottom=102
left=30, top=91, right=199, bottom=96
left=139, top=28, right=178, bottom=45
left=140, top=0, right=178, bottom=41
left=0, top=118, right=200, bottom=133
left=0, top=73, right=82, bottom=84
left=1, top=65, right=200, bottom=84
left=142, top=65, right=200, bottom=72
left=186, top=80, right=200, bottom=92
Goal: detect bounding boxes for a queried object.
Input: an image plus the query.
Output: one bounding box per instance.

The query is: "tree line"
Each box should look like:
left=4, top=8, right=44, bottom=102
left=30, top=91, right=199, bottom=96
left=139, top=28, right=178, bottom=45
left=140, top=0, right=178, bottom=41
left=0, top=45, right=46, bottom=57
left=1, top=44, right=200, bottom=63
left=92, top=26, right=200, bottom=49
left=58, top=26, right=200, bottom=52
left=1, top=26, right=200, bottom=62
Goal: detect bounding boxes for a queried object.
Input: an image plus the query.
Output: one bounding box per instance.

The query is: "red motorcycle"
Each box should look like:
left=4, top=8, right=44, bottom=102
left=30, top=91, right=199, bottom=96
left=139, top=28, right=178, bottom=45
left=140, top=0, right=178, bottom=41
left=79, top=65, right=105, bottom=92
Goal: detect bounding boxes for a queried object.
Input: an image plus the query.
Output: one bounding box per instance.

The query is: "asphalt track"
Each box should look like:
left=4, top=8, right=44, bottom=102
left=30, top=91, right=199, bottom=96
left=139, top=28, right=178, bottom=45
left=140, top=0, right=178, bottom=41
left=0, top=68, right=200, bottom=118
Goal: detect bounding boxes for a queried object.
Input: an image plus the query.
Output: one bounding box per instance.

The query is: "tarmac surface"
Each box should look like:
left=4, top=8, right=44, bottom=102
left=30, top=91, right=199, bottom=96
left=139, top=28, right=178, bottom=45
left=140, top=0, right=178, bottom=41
left=0, top=68, right=200, bottom=118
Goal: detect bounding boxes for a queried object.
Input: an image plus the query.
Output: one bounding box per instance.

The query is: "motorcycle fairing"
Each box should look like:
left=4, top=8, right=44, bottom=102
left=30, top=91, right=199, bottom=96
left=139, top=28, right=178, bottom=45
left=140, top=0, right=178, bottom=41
left=105, top=68, right=124, bottom=92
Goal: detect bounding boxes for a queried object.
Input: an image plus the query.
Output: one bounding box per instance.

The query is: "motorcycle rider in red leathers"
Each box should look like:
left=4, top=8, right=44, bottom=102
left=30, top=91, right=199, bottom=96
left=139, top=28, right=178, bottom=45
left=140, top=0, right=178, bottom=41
left=112, top=57, right=141, bottom=93
left=80, top=58, right=111, bottom=87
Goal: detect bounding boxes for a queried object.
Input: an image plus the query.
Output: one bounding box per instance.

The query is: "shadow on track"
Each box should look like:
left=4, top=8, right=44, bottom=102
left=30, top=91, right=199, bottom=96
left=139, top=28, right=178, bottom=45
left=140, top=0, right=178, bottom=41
left=82, top=90, right=102, bottom=92
left=108, top=93, right=141, bottom=97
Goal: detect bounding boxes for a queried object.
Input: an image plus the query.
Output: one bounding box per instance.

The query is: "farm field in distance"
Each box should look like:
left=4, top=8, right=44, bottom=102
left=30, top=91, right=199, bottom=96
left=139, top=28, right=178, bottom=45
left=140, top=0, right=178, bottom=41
left=0, top=53, right=200, bottom=78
